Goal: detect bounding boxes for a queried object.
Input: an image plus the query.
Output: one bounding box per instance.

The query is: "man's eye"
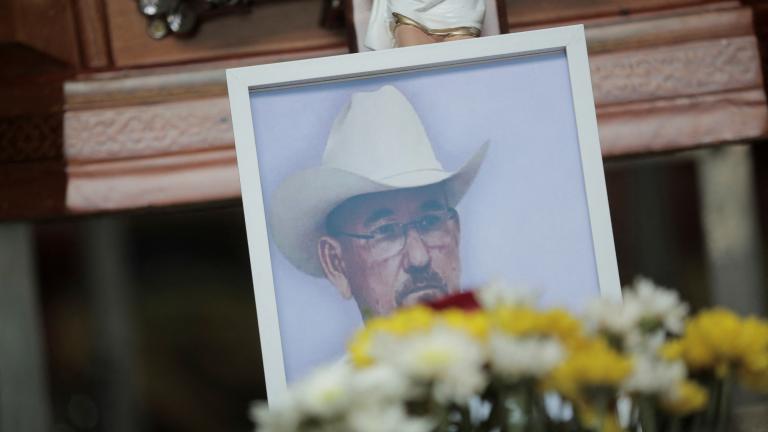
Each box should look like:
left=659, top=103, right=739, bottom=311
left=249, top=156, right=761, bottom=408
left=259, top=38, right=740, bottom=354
left=418, top=214, right=442, bottom=230
left=371, top=223, right=399, bottom=238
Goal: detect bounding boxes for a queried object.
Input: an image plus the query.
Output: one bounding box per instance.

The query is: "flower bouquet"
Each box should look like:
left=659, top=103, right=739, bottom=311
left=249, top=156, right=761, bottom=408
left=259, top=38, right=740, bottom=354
left=251, top=279, right=768, bottom=432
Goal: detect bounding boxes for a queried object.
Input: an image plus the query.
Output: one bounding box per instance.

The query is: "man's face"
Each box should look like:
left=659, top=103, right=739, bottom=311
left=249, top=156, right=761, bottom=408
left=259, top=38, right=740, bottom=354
left=323, top=184, right=461, bottom=317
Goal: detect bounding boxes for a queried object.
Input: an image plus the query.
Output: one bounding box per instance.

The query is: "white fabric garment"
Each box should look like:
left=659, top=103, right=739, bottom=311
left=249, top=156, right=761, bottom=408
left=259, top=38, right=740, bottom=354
left=364, top=0, right=485, bottom=50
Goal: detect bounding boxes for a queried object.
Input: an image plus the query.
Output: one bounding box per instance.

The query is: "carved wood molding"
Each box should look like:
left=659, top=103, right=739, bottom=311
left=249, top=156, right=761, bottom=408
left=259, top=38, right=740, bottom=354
left=66, top=148, right=239, bottom=212
left=591, top=36, right=762, bottom=105
left=583, top=3, right=752, bottom=54
left=64, top=98, right=233, bottom=162
left=598, top=88, right=768, bottom=156
left=8, top=86, right=759, bottom=219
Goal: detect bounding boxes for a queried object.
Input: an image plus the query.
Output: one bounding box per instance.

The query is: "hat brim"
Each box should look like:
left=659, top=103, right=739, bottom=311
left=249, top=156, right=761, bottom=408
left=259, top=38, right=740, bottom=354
left=268, top=141, right=489, bottom=277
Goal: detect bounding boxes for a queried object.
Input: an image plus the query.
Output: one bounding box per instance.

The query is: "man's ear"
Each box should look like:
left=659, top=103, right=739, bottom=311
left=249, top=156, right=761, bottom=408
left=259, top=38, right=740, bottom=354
left=318, top=236, right=352, bottom=299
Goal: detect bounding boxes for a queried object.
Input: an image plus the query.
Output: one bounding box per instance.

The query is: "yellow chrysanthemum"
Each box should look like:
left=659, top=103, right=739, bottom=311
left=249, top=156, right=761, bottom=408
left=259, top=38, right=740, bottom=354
left=660, top=380, right=708, bottom=416
left=491, top=306, right=540, bottom=334
left=347, top=305, right=437, bottom=368
left=440, top=309, right=491, bottom=341
left=491, top=306, right=585, bottom=347
left=370, top=305, right=436, bottom=336
left=348, top=329, right=374, bottom=367
left=538, top=309, right=586, bottom=348
left=659, top=339, right=684, bottom=361
left=668, top=309, right=768, bottom=382
left=735, top=317, right=768, bottom=391
left=548, top=339, right=633, bottom=399
left=737, top=317, right=768, bottom=373
left=684, top=308, right=742, bottom=373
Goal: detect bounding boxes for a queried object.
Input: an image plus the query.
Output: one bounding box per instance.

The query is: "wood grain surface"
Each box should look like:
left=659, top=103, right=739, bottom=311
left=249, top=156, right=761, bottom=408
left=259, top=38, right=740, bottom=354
left=506, top=0, right=719, bottom=28
left=105, top=0, right=346, bottom=67
left=74, top=0, right=112, bottom=69
left=9, top=0, right=81, bottom=66
left=0, top=2, right=15, bottom=42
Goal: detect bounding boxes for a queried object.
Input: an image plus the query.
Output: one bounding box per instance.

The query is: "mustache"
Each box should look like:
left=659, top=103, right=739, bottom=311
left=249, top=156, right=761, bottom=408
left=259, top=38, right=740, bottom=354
left=395, top=268, right=448, bottom=306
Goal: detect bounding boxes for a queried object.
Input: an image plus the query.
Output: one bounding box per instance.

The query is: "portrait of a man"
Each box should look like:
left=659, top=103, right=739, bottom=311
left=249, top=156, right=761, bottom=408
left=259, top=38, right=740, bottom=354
left=247, top=52, right=607, bottom=382
left=269, top=86, right=487, bottom=318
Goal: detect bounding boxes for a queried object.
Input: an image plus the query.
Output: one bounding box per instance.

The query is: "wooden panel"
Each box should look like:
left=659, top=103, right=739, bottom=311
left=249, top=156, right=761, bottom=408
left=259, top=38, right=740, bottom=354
left=506, top=0, right=719, bottom=28
left=0, top=44, right=69, bottom=116
left=11, top=0, right=81, bottom=66
left=66, top=149, right=239, bottom=213
left=0, top=161, right=66, bottom=221
left=0, top=2, right=15, bottom=42
left=0, top=43, right=74, bottom=82
left=105, top=0, right=346, bottom=67
left=63, top=45, right=346, bottom=110
left=0, top=114, right=63, bottom=163
left=73, top=0, right=112, bottom=69
left=746, top=0, right=768, bottom=96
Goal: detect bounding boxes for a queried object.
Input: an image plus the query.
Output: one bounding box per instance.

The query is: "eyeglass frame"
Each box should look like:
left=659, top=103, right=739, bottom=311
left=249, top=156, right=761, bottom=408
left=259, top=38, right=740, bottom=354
left=328, top=207, right=459, bottom=256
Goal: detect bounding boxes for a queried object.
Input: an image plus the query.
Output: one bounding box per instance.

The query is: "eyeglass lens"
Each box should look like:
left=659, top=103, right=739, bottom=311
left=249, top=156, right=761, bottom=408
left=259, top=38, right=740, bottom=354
left=368, top=212, right=454, bottom=258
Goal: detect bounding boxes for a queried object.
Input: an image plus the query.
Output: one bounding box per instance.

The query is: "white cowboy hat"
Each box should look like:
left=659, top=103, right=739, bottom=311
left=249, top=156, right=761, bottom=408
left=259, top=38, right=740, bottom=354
left=269, top=85, right=488, bottom=277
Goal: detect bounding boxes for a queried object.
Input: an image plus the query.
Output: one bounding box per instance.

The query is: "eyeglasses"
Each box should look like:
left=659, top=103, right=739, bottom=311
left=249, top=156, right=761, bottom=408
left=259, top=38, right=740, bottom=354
left=332, top=209, right=457, bottom=259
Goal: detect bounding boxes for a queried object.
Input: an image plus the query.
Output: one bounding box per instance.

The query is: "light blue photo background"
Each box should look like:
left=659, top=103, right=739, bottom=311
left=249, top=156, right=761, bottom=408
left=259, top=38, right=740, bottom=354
left=249, top=51, right=602, bottom=383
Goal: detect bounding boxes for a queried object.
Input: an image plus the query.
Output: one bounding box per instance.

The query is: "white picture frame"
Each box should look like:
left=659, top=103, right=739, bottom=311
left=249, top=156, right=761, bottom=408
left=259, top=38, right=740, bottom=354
left=226, top=25, right=621, bottom=402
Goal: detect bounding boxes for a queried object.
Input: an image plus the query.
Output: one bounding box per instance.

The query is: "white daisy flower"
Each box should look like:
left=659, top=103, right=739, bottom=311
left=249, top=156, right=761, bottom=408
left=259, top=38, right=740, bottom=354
left=346, top=405, right=432, bottom=432
left=249, top=395, right=299, bottom=432
left=349, top=364, right=411, bottom=404
left=488, top=333, right=564, bottom=380
left=625, top=276, right=689, bottom=334
left=293, top=362, right=352, bottom=418
left=476, top=279, right=537, bottom=309
left=622, top=355, right=686, bottom=395
left=584, top=277, right=689, bottom=353
left=373, top=326, right=487, bottom=404
left=584, top=297, right=640, bottom=336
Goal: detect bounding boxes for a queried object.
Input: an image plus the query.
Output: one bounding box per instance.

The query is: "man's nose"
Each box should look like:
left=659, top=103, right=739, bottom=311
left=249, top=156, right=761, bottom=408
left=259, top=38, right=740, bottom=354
left=402, top=228, right=430, bottom=269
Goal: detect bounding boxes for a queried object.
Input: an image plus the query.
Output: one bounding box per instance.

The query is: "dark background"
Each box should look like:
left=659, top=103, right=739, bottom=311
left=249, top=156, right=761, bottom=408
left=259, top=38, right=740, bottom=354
left=30, top=142, right=768, bottom=432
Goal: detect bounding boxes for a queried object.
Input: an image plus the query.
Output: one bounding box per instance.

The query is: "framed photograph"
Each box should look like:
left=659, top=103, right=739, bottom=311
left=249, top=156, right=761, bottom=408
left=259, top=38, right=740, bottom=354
left=226, top=25, right=620, bottom=401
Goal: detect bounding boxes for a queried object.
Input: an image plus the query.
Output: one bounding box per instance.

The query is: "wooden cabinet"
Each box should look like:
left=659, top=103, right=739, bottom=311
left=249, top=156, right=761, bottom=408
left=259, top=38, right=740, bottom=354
left=0, top=0, right=766, bottom=220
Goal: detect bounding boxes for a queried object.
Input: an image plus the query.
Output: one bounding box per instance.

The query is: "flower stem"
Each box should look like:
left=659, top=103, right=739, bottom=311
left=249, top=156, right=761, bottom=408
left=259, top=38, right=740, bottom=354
left=638, top=396, right=657, bottom=432
left=715, top=374, right=733, bottom=432
left=480, top=385, right=508, bottom=432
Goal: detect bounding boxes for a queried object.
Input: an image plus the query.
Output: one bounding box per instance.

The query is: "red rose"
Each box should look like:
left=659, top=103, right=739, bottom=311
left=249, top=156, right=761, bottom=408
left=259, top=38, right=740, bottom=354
left=424, top=291, right=481, bottom=311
